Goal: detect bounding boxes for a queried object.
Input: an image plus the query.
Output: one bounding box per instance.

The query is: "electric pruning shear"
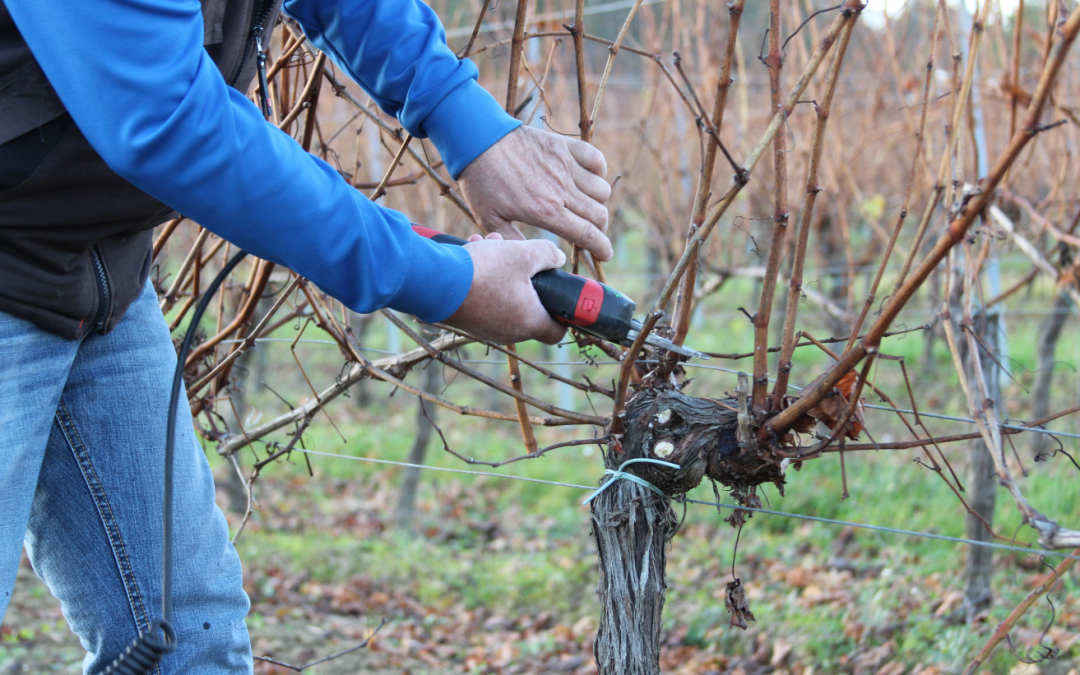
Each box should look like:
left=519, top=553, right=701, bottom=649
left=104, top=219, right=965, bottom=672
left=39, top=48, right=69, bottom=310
left=412, top=225, right=709, bottom=360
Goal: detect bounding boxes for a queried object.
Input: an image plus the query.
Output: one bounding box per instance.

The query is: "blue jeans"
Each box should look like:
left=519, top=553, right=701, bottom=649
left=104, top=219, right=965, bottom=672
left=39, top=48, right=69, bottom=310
left=0, top=281, right=252, bottom=673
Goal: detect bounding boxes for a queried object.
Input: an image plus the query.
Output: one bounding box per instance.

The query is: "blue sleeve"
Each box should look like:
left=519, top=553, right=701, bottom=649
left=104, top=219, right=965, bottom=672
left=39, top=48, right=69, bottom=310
left=4, top=0, right=475, bottom=323
left=283, top=0, right=521, bottom=179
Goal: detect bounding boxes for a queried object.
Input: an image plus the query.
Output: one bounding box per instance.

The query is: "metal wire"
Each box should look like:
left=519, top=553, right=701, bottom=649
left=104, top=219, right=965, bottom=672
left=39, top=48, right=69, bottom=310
left=281, top=447, right=1080, bottom=561
left=230, top=340, right=1079, bottom=440
left=443, top=0, right=668, bottom=38
left=862, top=403, right=1080, bottom=440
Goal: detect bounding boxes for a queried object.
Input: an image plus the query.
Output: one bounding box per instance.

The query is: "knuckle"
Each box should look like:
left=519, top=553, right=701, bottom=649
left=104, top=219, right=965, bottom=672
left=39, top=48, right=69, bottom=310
left=528, top=241, right=552, bottom=267
left=578, top=219, right=595, bottom=243
left=536, top=200, right=560, bottom=222
left=595, top=206, right=609, bottom=229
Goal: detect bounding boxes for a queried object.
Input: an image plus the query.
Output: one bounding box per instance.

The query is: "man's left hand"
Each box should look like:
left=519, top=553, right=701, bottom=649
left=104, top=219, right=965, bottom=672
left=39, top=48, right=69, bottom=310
left=458, top=126, right=613, bottom=262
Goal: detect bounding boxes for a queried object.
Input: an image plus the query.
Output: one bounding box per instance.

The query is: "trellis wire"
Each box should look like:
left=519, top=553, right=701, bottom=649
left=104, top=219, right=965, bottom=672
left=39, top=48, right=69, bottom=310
left=259, top=446, right=1080, bottom=562
left=222, top=340, right=1080, bottom=440
left=442, top=0, right=668, bottom=38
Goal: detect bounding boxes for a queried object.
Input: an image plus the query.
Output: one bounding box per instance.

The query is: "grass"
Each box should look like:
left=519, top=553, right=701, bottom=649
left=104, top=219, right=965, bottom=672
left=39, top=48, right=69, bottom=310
left=218, top=391, right=1079, bottom=671
left=7, top=260, right=1078, bottom=672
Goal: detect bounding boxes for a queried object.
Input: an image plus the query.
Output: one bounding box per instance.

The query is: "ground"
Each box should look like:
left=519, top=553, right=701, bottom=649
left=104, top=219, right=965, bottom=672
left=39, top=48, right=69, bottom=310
left=3, top=436, right=1079, bottom=674
left=4, top=268, right=1080, bottom=673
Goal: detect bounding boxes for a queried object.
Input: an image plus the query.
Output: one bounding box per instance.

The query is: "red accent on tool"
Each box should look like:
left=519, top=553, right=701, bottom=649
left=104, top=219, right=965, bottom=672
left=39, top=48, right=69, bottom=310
left=571, top=278, right=604, bottom=326
left=411, top=224, right=444, bottom=239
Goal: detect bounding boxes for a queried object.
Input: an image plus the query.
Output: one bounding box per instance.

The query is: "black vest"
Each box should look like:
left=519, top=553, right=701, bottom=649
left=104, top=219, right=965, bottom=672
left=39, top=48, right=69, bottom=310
left=0, top=0, right=282, bottom=339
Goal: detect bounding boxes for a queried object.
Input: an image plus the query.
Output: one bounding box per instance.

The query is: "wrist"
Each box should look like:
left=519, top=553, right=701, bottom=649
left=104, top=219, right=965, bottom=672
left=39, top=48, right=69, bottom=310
left=420, top=81, right=521, bottom=179
left=387, top=231, right=474, bottom=323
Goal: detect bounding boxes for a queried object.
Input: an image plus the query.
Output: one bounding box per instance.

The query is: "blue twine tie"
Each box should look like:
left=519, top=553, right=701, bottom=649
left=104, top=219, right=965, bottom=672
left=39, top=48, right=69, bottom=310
left=582, top=458, right=681, bottom=505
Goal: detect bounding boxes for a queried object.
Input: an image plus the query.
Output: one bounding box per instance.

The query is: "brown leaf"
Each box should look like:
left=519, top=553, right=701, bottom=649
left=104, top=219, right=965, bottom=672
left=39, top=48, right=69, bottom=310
left=723, top=491, right=761, bottom=529
left=770, top=637, right=793, bottom=667
left=1059, top=259, right=1080, bottom=291
left=779, top=395, right=817, bottom=435
left=791, top=415, right=817, bottom=434
left=876, top=662, right=906, bottom=675
left=785, top=566, right=812, bottom=588
left=999, top=78, right=1033, bottom=107
left=725, top=578, right=756, bottom=630
left=852, top=640, right=895, bottom=675
left=800, top=369, right=866, bottom=440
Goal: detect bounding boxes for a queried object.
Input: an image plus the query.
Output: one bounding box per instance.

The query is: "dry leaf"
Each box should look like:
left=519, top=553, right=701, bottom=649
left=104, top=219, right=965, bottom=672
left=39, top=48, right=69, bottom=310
left=799, top=369, right=866, bottom=440
left=725, top=578, right=756, bottom=630
left=876, top=662, right=906, bottom=675
left=791, top=414, right=817, bottom=434
left=785, top=567, right=812, bottom=589
left=999, top=78, right=1033, bottom=107
left=933, top=590, right=964, bottom=617
left=779, top=395, right=817, bottom=435
left=771, top=637, right=793, bottom=667
left=852, top=640, right=895, bottom=675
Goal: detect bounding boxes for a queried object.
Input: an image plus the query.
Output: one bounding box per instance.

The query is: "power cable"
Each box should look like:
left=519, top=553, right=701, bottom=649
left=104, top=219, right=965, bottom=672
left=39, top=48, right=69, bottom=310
left=105, top=250, right=248, bottom=674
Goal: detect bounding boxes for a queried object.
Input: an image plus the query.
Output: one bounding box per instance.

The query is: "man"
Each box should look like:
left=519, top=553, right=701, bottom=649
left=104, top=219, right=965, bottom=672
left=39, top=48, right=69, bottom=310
left=0, top=0, right=611, bottom=670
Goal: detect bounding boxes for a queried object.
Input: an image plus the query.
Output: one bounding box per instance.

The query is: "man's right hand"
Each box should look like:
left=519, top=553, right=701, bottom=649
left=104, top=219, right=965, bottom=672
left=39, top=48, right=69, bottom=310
left=443, top=233, right=567, bottom=345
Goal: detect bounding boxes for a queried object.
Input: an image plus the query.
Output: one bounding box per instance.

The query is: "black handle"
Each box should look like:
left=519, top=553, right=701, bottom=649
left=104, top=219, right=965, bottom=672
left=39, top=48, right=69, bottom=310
left=412, top=225, right=636, bottom=344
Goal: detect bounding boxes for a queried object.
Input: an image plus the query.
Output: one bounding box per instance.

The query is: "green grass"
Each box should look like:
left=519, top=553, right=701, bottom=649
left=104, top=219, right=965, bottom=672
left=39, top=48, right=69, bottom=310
left=172, top=256, right=1080, bottom=671
left=218, top=398, right=1080, bottom=670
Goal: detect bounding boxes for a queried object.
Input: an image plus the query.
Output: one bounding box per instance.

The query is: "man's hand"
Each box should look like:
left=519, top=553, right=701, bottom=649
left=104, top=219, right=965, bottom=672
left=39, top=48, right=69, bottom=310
left=458, top=126, right=613, bottom=262
left=444, top=233, right=567, bottom=345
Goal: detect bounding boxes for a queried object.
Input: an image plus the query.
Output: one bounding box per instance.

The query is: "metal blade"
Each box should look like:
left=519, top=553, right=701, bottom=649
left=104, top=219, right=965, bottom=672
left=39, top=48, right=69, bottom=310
left=642, top=333, right=710, bottom=360
left=624, top=325, right=710, bottom=360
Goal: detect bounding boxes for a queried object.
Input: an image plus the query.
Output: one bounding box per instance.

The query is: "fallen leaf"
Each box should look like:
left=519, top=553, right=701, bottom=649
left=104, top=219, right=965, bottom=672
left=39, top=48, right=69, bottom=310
left=802, top=585, right=823, bottom=601
left=933, top=590, right=964, bottom=617
left=852, top=640, right=894, bottom=675
left=786, top=567, right=812, bottom=588
left=771, top=638, right=793, bottom=667
left=876, top=662, right=906, bottom=675
left=572, top=616, right=596, bottom=640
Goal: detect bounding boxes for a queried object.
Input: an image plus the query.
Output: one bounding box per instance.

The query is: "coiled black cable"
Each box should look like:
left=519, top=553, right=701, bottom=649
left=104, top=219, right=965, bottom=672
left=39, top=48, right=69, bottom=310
left=105, top=250, right=249, bottom=675
left=103, top=619, right=176, bottom=675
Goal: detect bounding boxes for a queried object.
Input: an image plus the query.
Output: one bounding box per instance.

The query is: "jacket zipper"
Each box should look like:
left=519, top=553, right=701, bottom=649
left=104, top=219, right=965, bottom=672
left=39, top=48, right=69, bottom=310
left=230, top=0, right=276, bottom=117
left=254, top=26, right=272, bottom=117
left=89, top=245, right=112, bottom=333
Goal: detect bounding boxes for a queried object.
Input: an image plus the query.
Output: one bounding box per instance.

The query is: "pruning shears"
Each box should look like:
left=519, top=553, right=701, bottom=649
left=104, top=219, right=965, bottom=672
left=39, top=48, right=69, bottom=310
left=412, top=225, right=709, bottom=360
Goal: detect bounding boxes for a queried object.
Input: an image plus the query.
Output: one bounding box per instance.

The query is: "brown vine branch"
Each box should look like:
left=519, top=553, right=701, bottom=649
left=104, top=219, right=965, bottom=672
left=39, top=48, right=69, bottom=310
left=668, top=0, right=745, bottom=352
left=961, top=551, right=1077, bottom=675
left=772, top=19, right=856, bottom=407
left=767, top=2, right=1080, bottom=549
left=613, top=1, right=863, bottom=420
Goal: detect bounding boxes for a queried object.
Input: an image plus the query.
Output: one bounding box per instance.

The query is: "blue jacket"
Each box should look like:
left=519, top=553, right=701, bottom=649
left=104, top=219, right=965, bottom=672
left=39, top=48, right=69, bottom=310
left=4, top=0, right=521, bottom=323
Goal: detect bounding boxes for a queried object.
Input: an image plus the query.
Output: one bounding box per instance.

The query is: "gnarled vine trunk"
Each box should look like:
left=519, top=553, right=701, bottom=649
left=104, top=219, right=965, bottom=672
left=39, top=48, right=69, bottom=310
left=591, top=387, right=780, bottom=674
left=591, top=481, right=675, bottom=675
